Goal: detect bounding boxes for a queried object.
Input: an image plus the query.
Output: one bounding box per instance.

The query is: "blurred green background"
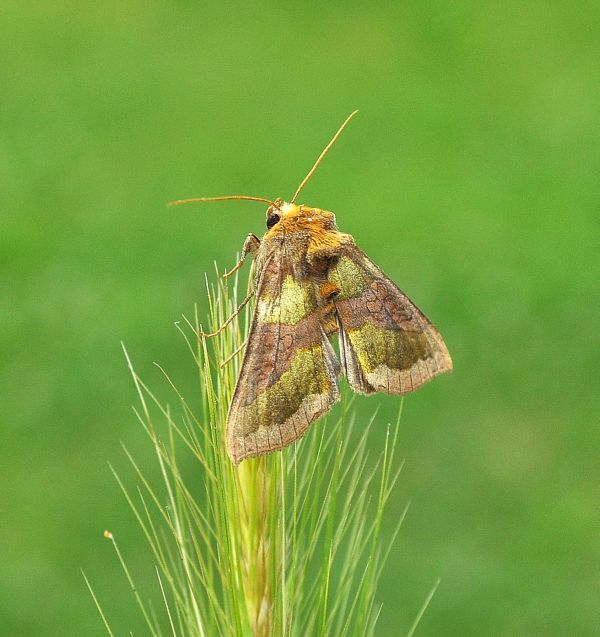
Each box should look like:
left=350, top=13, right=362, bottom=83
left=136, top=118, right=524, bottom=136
left=2, top=1, right=599, bottom=635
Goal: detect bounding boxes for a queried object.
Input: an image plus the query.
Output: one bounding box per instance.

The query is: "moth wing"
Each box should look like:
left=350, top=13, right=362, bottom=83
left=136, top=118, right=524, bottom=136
left=330, top=242, right=452, bottom=394
left=227, top=254, right=340, bottom=464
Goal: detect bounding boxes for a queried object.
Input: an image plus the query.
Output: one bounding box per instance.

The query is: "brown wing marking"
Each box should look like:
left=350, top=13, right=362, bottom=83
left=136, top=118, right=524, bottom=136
left=226, top=256, right=340, bottom=463
left=330, top=243, right=452, bottom=395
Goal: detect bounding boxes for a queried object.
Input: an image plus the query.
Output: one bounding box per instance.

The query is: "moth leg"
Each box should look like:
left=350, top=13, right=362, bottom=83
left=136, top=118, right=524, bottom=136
left=198, top=291, right=255, bottom=338
left=224, top=233, right=260, bottom=278
left=220, top=338, right=248, bottom=367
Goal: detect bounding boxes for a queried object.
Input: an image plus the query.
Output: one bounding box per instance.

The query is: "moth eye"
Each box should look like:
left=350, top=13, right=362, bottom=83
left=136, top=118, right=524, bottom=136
left=266, top=212, right=280, bottom=229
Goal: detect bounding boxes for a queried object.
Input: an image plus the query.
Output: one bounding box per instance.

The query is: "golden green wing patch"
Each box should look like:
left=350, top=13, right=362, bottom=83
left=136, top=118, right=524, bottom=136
left=236, top=345, right=332, bottom=436
left=329, top=255, right=373, bottom=300
left=347, top=322, right=429, bottom=373
left=257, top=275, right=317, bottom=324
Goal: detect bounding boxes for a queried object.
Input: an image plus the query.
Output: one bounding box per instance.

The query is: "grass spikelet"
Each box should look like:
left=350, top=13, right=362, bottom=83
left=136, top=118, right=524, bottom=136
left=87, top=266, right=419, bottom=636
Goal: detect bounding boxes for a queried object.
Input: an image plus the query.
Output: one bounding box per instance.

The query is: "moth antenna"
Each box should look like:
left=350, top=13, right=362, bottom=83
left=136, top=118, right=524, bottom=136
left=290, top=109, right=359, bottom=204
left=168, top=195, right=278, bottom=208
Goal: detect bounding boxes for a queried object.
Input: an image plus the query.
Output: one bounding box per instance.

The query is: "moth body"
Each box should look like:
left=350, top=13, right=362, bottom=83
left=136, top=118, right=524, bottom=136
left=226, top=200, right=452, bottom=463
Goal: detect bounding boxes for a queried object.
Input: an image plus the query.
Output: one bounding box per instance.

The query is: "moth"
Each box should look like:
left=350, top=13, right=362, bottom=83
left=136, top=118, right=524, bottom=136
left=171, top=112, right=452, bottom=463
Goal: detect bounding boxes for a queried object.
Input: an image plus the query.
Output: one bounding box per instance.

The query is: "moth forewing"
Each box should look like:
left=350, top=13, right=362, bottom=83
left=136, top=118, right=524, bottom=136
left=226, top=242, right=341, bottom=464
left=330, top=242, right=452, bottom=394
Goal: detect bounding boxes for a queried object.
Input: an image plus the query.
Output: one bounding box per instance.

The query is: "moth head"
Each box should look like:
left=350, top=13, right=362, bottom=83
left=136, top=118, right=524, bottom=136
left=264, top=201, right=338, bottom=236
left=265, top=199, right=324, bottom=231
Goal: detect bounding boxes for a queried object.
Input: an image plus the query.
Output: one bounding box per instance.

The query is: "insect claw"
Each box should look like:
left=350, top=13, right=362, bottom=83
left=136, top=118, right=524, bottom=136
left=223, top=262, right=242, bottom=279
